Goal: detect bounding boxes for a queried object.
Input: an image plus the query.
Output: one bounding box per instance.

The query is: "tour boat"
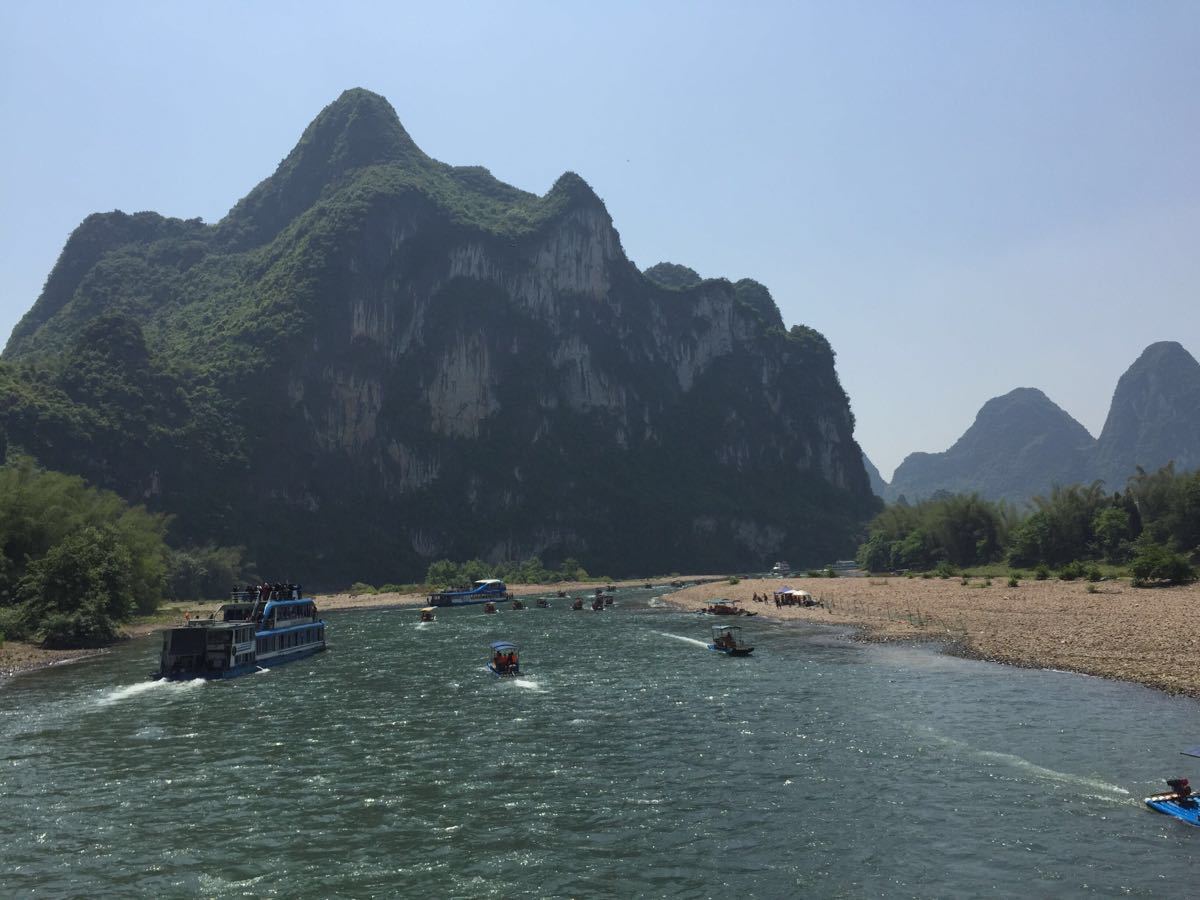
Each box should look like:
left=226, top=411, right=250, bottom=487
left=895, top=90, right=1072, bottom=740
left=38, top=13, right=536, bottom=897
left=709, top=625, right=754, bottom=657
left=428, top=578, right=512, bottom=607
left=488, top=641, right=520, bottom=677
left=155, top=588, right=326, bottom=680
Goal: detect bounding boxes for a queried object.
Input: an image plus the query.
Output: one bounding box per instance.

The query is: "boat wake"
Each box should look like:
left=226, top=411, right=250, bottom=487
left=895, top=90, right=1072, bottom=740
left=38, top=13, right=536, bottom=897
left=508, top=678, right=547, bottom=693
left=654, top=631, right=708, bottom=649
left=924, top=730, right=1129, bottom=799
left=96, top=678, right=204, bottom=707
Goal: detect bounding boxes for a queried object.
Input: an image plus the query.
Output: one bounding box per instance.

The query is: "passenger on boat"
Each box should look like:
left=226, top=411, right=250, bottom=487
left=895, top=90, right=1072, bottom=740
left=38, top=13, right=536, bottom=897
left=1167, top=778, right=1194, bottom=800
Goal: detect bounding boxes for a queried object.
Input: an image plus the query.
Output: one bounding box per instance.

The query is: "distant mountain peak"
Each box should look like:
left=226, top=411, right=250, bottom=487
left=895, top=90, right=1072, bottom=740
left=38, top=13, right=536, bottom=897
left=218, top=88, right=428, bottom=249
left=547, top=171, right=606, bottom=211
left=1094, top=340, right=1200, bottom=486
left=887, top=386, right=1094, bottom=504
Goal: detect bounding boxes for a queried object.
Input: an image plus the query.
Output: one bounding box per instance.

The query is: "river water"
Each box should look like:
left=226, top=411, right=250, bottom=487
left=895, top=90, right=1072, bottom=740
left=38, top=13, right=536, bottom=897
left=2, top=587, right=1198, bottom=897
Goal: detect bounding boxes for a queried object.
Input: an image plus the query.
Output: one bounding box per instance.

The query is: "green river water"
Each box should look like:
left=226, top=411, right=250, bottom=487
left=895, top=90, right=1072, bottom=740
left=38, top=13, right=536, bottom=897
left=2, top=587, right=1199, bottom=898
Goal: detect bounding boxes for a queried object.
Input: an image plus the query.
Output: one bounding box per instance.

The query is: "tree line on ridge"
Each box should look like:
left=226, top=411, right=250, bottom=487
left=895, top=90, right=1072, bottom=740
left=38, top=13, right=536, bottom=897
left=857, top=463, right=1198, bottom=585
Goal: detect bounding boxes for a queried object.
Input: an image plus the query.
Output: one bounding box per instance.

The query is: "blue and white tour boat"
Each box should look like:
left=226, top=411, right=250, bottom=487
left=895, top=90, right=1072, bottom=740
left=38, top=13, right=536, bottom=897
left=428, top=578, right=512, bottom=607
left=154, top=585, right=327, bottom=679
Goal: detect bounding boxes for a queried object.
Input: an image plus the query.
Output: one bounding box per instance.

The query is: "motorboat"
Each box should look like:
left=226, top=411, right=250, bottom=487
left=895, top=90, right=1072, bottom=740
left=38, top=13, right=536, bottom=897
left=484, top=601, right=497, bottom=614
left=419, top=607, right=436, bottom=622
left=708, top=625, right=754, bottom=657
left=702, top=599, right=755, bottom=616
left=1146, top=751, right=1200, bottom=827
left=488, top=641, right=520, bottom=677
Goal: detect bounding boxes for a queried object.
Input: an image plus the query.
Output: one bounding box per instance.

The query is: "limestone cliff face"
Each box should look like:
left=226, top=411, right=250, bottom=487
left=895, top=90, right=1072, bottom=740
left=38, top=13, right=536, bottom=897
left=2, top=89, right=878, bottom=582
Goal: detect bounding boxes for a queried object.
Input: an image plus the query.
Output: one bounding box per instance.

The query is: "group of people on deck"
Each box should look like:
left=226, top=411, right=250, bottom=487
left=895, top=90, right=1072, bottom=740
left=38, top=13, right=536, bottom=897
left=231, top=583, right=303, bottom=602
left=493, top=652, right=519, bottom=674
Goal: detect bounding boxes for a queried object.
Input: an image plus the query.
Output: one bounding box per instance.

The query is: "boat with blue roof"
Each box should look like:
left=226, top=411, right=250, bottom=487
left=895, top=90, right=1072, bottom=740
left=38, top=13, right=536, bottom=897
left=429, top=578, right=513, bottom=607
left=488, top=641, right=521, bottom=677
left=154, top=584, right=327, bottom=680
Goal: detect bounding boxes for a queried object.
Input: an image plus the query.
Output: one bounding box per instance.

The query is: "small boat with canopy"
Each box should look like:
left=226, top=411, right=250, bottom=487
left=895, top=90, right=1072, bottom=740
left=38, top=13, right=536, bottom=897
left=1145, top=746, right=1200, bottom=827
left=488, top=641, right=520, bottom=677
left=708, top=625, right=754, bottom=656
left=419, top=607, right=436, bottom=622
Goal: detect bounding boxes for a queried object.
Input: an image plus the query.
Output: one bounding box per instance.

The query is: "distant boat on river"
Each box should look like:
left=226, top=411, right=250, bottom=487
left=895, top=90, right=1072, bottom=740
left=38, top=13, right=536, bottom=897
left=428, top=579, right=512, bottom=607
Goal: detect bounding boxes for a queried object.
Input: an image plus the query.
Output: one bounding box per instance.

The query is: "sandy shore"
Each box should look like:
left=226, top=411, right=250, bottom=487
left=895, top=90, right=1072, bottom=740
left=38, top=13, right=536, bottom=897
left=666, top=576, right=1200, bottom=697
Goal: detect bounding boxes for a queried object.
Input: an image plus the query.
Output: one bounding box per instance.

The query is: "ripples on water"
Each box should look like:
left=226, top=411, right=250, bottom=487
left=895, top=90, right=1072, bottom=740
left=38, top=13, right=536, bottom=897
left=1, top=589, right=1198, bottom=897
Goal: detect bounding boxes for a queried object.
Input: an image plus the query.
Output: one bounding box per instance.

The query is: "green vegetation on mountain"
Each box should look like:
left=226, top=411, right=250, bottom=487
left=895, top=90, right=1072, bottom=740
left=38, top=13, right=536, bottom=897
left=643, top=263, right=702, bottom=290
left=858, top=463, right=1199, bottom=585
left=0, top=457, right=252, bottom=647
left=0, top=458, right=166, bottom=646
left=2, top=88, right=878, bottom=584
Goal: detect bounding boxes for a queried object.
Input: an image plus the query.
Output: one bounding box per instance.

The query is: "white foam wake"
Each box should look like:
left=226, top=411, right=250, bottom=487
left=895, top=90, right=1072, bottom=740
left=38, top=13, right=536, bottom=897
left=509, top=678, right=547, bottom=693
left=923, top=729, right=1129, bottom=797
left=96, top=678, right=204, bottom=706
left=653, top=631, right=709, bottom=649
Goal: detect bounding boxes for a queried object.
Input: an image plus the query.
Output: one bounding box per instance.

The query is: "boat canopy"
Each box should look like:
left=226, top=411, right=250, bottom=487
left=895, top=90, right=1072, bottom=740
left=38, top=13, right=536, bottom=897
left=712, top=625, right=742, bottom=635
left=420, top=607, right=436, bottom=613
left=476, top=579, right=505, bottom=587
left=490, top=641, right=518, bottom=652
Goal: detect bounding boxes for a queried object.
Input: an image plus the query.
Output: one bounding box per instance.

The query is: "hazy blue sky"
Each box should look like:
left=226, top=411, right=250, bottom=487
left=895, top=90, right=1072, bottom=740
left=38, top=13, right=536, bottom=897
left=2, top=1, right=1197, bottom=477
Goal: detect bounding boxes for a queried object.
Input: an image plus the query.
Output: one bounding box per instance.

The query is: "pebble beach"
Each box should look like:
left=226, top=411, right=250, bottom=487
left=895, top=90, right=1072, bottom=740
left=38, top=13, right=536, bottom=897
left=665, top=576, right=1200, bottom=697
